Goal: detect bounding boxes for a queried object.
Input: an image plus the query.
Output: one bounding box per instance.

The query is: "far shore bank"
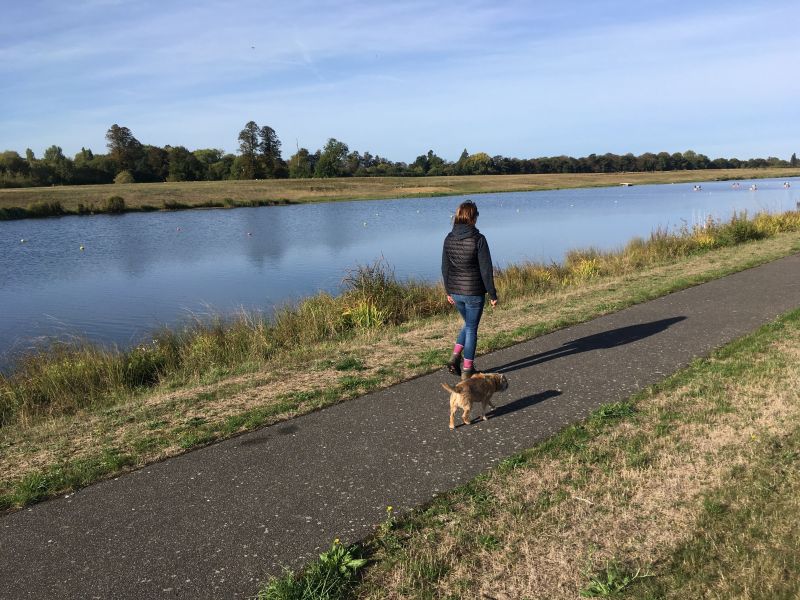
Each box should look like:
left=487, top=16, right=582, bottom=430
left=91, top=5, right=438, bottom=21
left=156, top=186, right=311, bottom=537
left=2, top=167, right=799, bottom=220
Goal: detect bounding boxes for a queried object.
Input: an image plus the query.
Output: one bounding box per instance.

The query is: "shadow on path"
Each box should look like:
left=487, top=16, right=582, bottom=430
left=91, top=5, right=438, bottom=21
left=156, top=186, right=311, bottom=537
left=495, top=316, right=687, bottom=374
left=489, top=388, right=561, bottom=419
left=455, top=389, right=562, bottom=428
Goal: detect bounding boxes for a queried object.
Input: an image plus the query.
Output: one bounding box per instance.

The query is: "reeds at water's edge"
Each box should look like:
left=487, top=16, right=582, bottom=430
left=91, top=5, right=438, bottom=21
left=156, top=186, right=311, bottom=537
left=2, top=210, right=799, bottom=428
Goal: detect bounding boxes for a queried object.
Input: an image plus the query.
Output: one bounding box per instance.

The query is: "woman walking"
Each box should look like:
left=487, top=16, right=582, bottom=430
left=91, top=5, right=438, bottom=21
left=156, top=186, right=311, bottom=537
left=442, top=200, right=498, bottom=379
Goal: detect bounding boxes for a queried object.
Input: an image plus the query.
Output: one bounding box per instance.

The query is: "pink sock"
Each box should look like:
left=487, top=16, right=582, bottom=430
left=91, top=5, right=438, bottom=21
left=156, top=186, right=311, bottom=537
left=463, top=359, right=474, bottom=370
left=453, top=344, right=464, bottom=355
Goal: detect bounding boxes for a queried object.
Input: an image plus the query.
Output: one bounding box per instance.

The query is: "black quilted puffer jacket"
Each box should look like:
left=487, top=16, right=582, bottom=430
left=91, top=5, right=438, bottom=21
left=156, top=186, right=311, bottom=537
left=441, top=223, right=497, bottom=301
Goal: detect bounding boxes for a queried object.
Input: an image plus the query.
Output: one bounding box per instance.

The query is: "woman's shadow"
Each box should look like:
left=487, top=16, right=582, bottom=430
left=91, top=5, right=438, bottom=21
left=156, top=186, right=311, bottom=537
left=494, top=316, right=687, bottom=374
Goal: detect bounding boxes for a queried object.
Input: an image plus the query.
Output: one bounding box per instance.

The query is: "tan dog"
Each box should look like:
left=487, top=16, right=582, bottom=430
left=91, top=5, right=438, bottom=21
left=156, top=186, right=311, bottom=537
left=441, top=373, right=509, bottom=429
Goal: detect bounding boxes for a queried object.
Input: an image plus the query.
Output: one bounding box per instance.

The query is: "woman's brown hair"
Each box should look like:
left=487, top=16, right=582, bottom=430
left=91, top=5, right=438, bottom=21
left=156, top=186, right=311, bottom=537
left=454, top=200, right=479, bottom=225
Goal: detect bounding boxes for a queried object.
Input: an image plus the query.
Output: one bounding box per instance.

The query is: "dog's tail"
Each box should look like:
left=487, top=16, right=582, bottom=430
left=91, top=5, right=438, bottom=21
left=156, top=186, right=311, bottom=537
left=441, top=382, right=457, bottom=394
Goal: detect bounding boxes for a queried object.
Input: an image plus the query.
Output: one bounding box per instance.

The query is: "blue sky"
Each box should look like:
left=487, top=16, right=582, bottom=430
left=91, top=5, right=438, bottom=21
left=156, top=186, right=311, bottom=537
left=1, top=0, right=798, bottom=162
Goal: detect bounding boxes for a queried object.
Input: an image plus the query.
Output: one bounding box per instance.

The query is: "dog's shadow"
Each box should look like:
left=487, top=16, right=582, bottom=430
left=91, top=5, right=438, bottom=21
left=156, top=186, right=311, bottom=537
left=494, top=316, right=686, bottom=374
left=239, top=423, right=299, bottom=446
left=458, top=389, right=561, bottom=427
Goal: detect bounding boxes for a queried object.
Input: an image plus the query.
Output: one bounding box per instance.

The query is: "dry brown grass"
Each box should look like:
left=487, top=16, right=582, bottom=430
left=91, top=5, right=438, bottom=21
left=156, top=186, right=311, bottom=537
left=2, top=168, right=798, bottom=213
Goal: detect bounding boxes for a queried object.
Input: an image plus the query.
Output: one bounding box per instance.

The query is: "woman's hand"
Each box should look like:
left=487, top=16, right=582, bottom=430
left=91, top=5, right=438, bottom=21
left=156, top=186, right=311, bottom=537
left=447, top=295, right=455, bottom=305
left=490, top=299, right=498, bottom=307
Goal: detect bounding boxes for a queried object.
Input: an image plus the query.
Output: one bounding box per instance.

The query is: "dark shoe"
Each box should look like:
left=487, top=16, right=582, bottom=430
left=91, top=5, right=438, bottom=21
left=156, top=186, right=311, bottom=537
left=461, top=366, right=478, bottom=380
left=447, top=354, right=461, bottom=376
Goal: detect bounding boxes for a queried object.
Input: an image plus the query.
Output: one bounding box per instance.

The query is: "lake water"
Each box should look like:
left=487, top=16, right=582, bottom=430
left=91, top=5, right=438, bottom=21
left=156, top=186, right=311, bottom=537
left=1, top=177, right=798, bottom=366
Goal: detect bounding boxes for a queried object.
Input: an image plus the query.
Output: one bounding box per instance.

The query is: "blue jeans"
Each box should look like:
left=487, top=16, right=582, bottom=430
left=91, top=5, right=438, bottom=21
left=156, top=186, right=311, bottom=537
left=451, top=294, right=485, bottom=361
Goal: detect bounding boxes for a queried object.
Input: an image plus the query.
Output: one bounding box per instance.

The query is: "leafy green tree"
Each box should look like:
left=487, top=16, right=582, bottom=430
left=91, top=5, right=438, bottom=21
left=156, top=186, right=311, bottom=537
left=655, top=152, right=671, bottom=171
left=207, top=153, right=235, bottom=180
left=711, top=157, right=730, bottom=169
left=193, top=148, right=223, bottom=167
left=258, top=125, right=282, bottom=178
left=791, top=153, right=798, bottom=167
left=411, top=150, right=446, bottom=176
left=193, top=148, right=231, bottom=180
left=73, top=147, right=94, bottom=167
left=167, top=146, right=205, bottom=181
left=464, top=152, right=493, bottom=175
left=70, top=148, right=112, bottom=185
left=620, top=153, right=637, bottom=172
left=106, top=124, right=143, bottom=173
left=314, top=138, right=349, bottom=178
left=27, top=156, right=55, bottom=186
left=42, top=145, right=74, bottom=184
left=670, top=152, right=686, bottom=170
left=88, top=154, right=116, bottom=176
left=0, top=150, right=31, bottom=187
left=426, top=150, right=447, bottom=176
left=682, top=150, right=699, bottom=169
left=345, top=151, right=363, bottom=176
left=288, top=148, right=314, bottom=178
left=237, top=121, right=260, bottom=179
left=411, top=152, right=430, bottom=175
left=138, top=145, right=169, bottom=182
left=454, top=148, right=470, bottom=175
left=766, top=156, right=786, bottom=167
left=0, top=150, right=29, bottom=176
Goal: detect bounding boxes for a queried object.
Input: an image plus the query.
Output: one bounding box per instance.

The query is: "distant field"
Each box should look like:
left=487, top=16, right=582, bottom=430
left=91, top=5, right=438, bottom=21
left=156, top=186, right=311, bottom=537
left=2, top=168, right=799, bottom=215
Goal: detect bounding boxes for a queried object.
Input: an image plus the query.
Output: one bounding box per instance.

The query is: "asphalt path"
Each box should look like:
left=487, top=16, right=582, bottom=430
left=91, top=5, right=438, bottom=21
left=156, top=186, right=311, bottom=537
left=2, top=253, right=799, bottom=599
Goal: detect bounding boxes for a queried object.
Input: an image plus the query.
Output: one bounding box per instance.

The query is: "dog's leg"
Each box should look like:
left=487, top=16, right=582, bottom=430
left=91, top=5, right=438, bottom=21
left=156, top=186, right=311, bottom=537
left=449, top=397, right=457, bottom=429
left=462, top=405, right=471, bottom=426
left=481, top=400, right=489, bottom=421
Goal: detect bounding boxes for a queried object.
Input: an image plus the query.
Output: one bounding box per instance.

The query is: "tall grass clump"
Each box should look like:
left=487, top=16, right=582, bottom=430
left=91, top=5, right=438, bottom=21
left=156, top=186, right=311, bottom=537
left=26, top=201, right=65, bottom=218
left=752, top=210, right=800, bottom=235
left=711, top=211, right=766, bottom=246
left=0, top=206, right=30, bottom=220
left=341, top=259, right=446, bottom=326
left=104, top=195, right=126, bottom=214
left=0, top=343, right=127, bottom=426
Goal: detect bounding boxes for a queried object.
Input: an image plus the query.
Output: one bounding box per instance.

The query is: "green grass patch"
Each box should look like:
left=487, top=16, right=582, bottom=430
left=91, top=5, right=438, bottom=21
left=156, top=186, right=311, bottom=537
left=628, top=429, right=800, bottom=599
left=0, top=448, right=136, bottom=508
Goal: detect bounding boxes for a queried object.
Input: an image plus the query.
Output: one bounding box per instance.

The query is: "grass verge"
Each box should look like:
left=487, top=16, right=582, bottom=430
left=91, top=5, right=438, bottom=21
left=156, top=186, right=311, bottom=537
left=259, top=307, right=800, bottom=599
left=1, top=212, right=800, bottom=512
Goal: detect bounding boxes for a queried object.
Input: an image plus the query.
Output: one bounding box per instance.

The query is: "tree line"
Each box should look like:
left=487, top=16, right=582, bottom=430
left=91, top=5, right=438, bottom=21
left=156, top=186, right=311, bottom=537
left=1, top=122, right=798, bottom=188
